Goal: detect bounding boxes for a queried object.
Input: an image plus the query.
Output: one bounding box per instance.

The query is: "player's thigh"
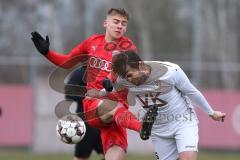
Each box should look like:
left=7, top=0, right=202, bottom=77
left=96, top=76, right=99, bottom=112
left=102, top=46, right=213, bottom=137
left=101, top=122, right=127, bottom=153
left=151, top=135, right=179, bottom=160
left=97, top=100, right=123, bottom=123
left=97, top=99, right=118, bottom=116
left=83, top=99, right=107, bottom=127
left=175, top=125, right=199, bottom=155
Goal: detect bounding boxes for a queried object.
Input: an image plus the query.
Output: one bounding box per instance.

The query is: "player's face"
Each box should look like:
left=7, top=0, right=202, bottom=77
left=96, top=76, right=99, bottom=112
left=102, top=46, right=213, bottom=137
left=124, top=65, right=149, bottom=86
left=104, top=14, right=128, bottom=41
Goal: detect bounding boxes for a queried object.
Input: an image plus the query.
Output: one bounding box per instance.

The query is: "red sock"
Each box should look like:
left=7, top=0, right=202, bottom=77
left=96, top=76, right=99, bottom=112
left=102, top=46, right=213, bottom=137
left=114, top=106, right=141, bottom=132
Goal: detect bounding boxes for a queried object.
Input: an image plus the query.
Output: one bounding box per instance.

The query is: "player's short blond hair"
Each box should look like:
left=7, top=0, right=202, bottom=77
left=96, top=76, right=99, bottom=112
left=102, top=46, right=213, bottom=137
left=107, top=8, right=129, bottom=20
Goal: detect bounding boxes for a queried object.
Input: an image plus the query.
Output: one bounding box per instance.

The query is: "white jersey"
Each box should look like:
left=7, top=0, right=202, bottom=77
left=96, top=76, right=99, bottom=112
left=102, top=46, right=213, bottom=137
left=114, top=61, right=215, bottom=159
left=115, top=61, right=214, bottom=133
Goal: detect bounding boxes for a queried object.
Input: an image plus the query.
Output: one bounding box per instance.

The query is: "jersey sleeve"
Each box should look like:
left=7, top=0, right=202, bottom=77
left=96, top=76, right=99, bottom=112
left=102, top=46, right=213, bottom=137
left=46, top=37, right=91, bottom=68
left=173, top=65, right=214, bottom=115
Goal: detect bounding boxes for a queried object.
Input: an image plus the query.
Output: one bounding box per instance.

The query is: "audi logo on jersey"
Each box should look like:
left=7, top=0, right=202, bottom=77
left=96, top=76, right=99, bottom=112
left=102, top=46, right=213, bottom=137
left=89, top=56, right=112, bottom=72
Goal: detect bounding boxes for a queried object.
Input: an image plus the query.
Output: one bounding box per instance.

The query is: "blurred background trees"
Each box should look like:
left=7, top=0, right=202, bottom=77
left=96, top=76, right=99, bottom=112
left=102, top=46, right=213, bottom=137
left=0, top=0, right=239, bottom=89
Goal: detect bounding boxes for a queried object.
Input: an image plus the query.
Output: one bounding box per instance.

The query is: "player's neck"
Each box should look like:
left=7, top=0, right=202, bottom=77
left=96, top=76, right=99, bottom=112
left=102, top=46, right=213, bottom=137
left=105, top=37, right=117, bottom=42
left=105, top=33, right=120, bottom=42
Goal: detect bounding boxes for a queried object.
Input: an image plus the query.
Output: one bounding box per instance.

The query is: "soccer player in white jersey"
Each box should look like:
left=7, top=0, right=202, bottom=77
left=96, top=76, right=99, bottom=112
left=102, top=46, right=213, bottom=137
left=107, top=51, right=226, bottom=160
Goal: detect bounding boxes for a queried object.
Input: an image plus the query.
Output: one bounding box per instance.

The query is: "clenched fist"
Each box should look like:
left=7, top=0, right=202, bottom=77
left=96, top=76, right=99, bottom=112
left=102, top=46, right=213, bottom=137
left=210, top=111, right=226, bottom=122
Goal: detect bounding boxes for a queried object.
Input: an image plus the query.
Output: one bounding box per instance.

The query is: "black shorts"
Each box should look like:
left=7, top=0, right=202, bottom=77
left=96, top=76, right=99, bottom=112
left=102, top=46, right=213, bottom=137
left=74, top=122, right=103, bottom=158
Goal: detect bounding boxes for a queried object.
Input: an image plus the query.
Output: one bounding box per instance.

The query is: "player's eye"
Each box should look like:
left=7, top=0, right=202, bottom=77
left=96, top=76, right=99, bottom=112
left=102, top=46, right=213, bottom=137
left=113, top=19, right=120, bottom=24
left=121, top=21, right=127, bottom=27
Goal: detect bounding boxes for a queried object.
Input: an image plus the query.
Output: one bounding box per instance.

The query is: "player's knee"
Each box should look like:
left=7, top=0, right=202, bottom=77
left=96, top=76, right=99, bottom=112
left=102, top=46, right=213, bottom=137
left=99, top=106, right=120, bottom=123
left=97, top=99, right=118, bottom=116
left=97, top=101, right=123, bottom=123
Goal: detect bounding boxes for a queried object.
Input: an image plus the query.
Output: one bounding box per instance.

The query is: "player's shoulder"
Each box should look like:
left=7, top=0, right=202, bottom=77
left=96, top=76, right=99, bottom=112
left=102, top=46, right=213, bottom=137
left=87, top=34, right=105, bottom=41
left=160, top=61, right=181, bottom=69
left=146, top=61, right=183, bottom=82
left=120, top=36, right=137, bottom=51
left=146, top=61, right=181, bottom=70
left=83, top=34, right=105, bottom=46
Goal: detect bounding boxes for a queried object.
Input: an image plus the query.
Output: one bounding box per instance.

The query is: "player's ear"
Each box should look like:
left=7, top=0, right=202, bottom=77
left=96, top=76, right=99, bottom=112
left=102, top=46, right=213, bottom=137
left=103, top=19, right=107, bottom=28
left=138, top=61, right=145, bottom=69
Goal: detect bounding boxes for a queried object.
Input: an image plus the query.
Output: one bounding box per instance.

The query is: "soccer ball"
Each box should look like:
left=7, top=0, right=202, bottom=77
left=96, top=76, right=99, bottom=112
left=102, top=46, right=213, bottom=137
left=56, top=115, right=86, bottom=144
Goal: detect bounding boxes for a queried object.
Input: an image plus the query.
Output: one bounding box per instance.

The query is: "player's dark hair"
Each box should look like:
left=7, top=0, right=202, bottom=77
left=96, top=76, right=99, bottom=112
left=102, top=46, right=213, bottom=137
left=107, top=8, right=129, bottom=20
left=112, top=50, right=142, bottom=78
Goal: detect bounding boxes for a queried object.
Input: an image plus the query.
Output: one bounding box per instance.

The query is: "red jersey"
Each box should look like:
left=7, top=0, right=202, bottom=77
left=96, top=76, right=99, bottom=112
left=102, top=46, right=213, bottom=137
left=46, top=34, right=137, bottom=90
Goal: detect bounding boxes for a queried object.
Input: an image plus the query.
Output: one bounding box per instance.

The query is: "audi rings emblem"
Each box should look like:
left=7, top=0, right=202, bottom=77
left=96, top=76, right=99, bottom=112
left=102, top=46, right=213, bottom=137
left=89, top=57, right=112, bottom=72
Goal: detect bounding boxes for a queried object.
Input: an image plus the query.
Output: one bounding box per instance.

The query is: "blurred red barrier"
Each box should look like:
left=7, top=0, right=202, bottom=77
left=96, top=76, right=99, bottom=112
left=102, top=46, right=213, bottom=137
left=0, top=85, right=33, bottom=147
left=197, top=90, right=240, bottom=150
left=0, top=86, right=239, bottom=149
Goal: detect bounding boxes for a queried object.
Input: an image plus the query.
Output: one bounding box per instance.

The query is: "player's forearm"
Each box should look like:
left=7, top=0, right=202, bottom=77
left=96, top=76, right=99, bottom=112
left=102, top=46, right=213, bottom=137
left=175, top=66, right=214, bottom=115
left=187, top=90, right=214, bottom=115
left=180, top=81, right=214, bottom=115
left=46, top=50, right=80, bottom=69
left=191, top=92, right=226, bottom=121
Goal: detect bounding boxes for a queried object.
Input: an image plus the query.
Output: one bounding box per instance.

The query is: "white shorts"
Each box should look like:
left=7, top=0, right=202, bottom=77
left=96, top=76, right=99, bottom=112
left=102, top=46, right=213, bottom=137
left=151, top=124, right=199, bottom=160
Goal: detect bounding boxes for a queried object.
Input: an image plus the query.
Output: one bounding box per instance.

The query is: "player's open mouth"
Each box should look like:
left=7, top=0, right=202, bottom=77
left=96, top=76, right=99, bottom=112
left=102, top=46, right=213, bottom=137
left=115, top=31, right=121, bottom=34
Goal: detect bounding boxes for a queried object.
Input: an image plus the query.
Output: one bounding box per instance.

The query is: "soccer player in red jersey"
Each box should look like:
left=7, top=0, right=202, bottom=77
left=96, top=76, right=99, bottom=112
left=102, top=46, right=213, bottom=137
left=31, top=8, right=155, bottom=160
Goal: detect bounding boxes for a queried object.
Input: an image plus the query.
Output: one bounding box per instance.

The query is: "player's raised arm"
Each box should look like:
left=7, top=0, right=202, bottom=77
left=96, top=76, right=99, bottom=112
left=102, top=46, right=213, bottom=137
left=173, top=65, right=226, bottom=121
left=31, top=31, right=89, bottom=68
left=31, top=31, right=49, bottom=56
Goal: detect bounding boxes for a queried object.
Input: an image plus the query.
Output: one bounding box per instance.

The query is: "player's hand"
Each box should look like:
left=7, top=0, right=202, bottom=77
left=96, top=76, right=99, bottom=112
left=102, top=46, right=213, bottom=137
left=102, top=77, right=113, bottom=92
left=31, top=31, right=49, bottom=56
left=210, top=111, right=226, bottom=122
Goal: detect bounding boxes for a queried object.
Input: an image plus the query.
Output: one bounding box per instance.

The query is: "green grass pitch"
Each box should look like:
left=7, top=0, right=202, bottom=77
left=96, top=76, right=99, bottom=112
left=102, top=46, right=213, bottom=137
left=0, top=150, right=239, bottom=160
